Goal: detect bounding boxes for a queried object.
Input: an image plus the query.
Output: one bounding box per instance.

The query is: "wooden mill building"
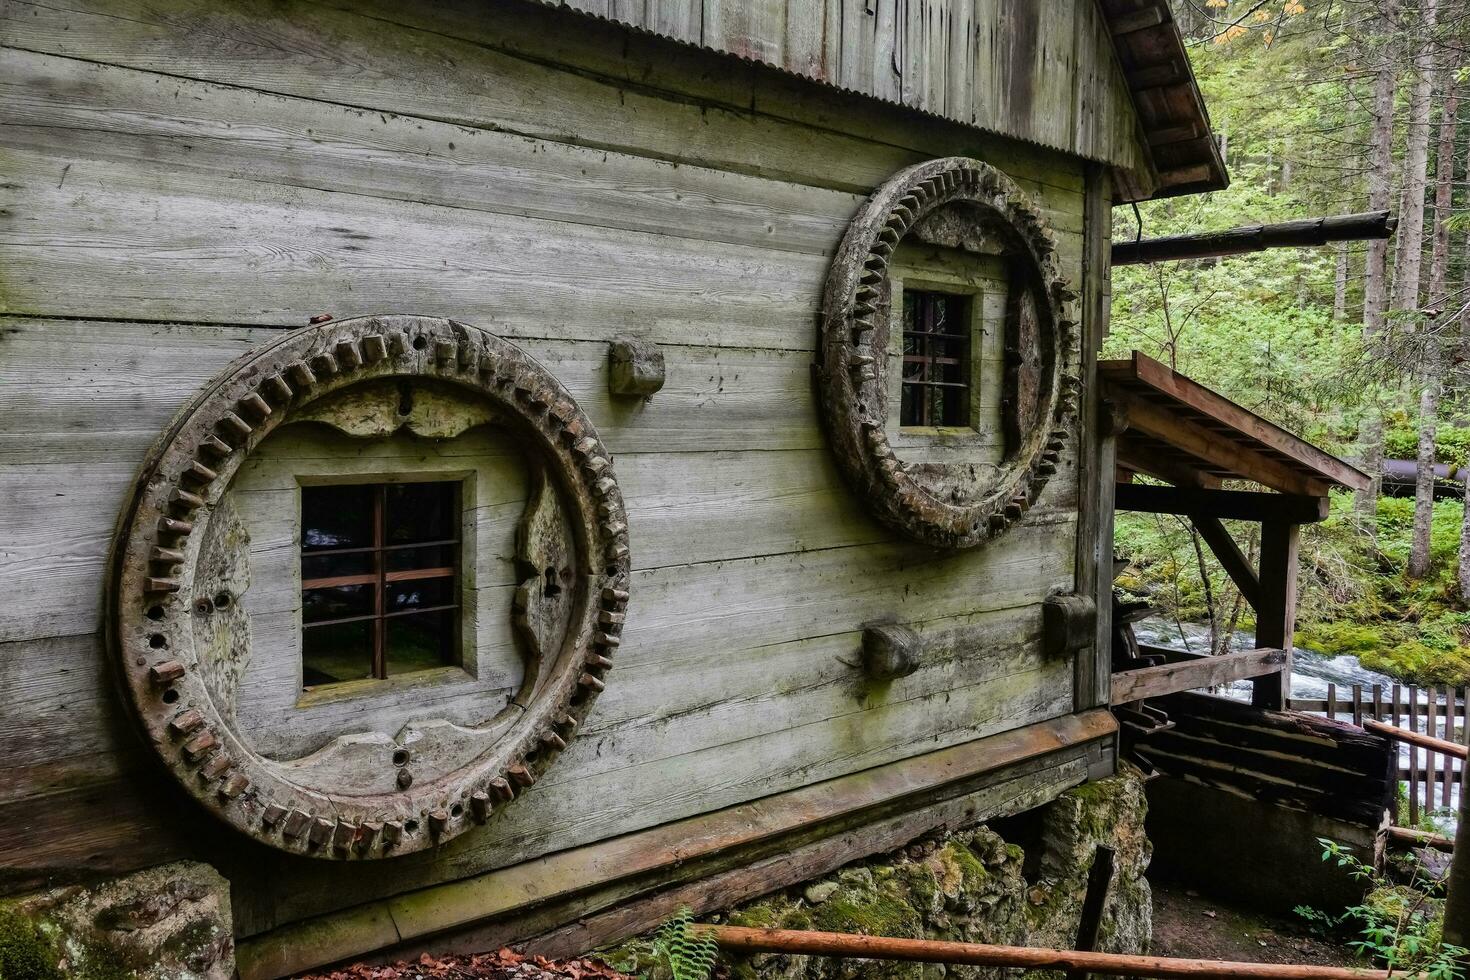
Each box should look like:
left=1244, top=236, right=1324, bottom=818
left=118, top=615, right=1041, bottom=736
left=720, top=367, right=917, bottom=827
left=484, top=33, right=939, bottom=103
left=3, top=0, right=1390, bottom=975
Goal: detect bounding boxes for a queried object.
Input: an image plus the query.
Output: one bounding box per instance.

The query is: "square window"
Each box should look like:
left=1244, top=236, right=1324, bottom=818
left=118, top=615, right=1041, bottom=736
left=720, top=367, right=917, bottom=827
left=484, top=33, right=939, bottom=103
left=899, top=289, right=971, bottom=428
left=300, top=480, right=461, bottom=689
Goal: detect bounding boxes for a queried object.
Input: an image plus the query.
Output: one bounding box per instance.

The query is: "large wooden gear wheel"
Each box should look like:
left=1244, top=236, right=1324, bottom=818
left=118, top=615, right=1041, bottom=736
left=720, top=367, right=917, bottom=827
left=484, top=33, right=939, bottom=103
left=109, top=315, right=630, bottom=858
left=818, top=157, right=1082, bottom=549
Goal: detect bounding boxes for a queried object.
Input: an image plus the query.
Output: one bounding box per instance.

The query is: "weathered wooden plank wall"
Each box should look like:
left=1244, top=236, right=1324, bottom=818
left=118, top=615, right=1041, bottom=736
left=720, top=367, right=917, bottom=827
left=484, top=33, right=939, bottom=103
left=532, top=0, right=1145, bottom=172
left=0, top=0, right=1114, bottom=940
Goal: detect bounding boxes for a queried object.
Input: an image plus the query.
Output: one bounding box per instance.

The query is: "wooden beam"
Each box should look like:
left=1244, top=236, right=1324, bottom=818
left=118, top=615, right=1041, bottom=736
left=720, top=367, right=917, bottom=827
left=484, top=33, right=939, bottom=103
left=1386, top=826, right=1454, bottom=853
left=695, top=925, right=1395, bottom=979
left=1105, top=352, right=1369, bottom=492
left=1111, top=648, right=1287, bottom=705
left=236, top=711, right=1116, bottom=978
left=1189, top=516, right=1262, bottom=610
left=1110, top=390, right=1329, bottom=496
left=1363, top=719, right=1468, bottom=759
left=1115, top=483, right=1329, bottom=524
left=1252, top=522, right=1299, bottom=709
left=1112, top=211, right=1396, bottom=267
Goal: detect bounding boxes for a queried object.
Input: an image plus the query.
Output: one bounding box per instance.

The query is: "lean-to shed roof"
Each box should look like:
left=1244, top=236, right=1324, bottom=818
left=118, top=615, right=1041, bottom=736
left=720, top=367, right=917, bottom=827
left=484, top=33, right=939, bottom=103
left=532, top=0, right=1227, bottom=201
left=1102, top=352, right=1369, bottom=497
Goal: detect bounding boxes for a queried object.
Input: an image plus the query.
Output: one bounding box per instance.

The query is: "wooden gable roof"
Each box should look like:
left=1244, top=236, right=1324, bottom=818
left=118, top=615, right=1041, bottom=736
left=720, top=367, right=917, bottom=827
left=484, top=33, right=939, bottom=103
left=532, top=0, right=1227, bottom=201
left=1102, top=352, right=1369, bottom=497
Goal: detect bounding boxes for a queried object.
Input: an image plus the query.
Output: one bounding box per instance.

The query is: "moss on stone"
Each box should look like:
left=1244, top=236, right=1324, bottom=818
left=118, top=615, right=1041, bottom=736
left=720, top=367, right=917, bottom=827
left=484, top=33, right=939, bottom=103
left=0, top=906, right=63, bottom=980
left=809, top=892, right=921, bottom=938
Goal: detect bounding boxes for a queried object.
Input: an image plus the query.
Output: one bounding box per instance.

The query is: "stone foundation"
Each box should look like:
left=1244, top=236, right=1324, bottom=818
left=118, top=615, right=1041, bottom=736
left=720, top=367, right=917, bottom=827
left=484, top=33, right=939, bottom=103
left=0, top=862, right=233, bottom=980
left=599, top=764, right=1151, bottom=980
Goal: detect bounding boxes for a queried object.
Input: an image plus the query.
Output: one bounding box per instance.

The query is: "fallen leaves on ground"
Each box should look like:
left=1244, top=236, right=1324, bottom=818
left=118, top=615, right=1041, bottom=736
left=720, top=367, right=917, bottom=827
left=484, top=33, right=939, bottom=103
left=295, top=946, right=632, bottom=980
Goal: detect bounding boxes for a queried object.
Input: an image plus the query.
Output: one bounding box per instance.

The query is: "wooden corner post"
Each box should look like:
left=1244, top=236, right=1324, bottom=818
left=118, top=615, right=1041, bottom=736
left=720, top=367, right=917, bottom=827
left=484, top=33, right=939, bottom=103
left=1251, top=521, right=1299, bottom=709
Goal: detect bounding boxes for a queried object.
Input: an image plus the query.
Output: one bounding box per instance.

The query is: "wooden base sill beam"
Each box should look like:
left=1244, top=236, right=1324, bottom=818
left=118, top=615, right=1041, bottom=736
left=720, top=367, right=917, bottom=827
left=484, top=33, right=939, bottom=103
left=1112, top=648, right=1286, bottom=705
left=696, top=925, right=1394, bottom=979
left=236, top=711, right=1116, bottom=980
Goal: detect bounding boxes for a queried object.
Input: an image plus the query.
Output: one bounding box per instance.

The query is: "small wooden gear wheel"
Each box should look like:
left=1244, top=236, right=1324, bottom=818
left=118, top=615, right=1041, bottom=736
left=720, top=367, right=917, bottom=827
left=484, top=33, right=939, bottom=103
left=109, top=315, right=630, bottom=858
left=817, top=157, right=1082, bottom=549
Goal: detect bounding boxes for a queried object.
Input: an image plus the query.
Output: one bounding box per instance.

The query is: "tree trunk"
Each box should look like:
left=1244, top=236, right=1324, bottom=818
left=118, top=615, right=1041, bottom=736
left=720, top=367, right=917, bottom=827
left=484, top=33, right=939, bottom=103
left=1409, top=72, right=1457, bottom=579
left=1408, top=365, right=1440, bottom=578
left=1333, top=242, right=1349, bottom=322
left=1390, top=0, right=1437, bottom=315
left=1354, top=10, right=1399, bottom=523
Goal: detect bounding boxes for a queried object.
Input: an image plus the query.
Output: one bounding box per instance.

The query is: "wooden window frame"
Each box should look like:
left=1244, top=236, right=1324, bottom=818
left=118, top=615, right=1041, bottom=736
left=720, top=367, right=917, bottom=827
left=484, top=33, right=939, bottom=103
left=900, top=288, right=972, bottom=428
left=300, top=480, right=462, bottom=685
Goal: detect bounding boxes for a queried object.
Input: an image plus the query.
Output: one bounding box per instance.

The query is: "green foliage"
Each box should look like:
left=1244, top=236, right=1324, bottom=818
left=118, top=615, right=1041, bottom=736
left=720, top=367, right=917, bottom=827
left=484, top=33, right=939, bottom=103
left=652, top=908, right=719, bottom=980
left=1384, top=424, right=1470, bottom=471
left=1295, top=839, right=1464, bottom=979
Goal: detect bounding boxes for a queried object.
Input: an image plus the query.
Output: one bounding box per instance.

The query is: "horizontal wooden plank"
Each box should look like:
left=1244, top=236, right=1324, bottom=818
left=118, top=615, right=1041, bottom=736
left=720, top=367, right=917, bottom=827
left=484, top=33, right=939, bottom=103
left=1111, top=647, right=1286, bottom=705
left=0, top=0, right=1096, bottom=206
left=1114, top=482, right=1329, bottom=524
left=0, top=317, right=1079, bottom=644
left=236, top=710, right=1112, bottom=976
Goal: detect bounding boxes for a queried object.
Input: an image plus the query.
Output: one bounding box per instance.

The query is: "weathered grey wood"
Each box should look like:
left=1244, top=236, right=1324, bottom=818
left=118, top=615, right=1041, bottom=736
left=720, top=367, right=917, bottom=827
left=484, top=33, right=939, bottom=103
left=1111, top=648, right=1287, bottom=705
left=0, top=0, right=1102, bottom=206
left=236, top=712, right=1111, bottom=976
left=1115, top=483, right=1330, bottom=524
left=1252, top=522, right=1299, bottom=709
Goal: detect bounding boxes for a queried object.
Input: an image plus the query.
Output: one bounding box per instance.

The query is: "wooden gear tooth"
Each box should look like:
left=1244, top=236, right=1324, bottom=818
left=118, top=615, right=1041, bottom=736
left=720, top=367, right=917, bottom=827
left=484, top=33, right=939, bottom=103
left=217, top=412, right=252, bottom=441
left=309, top=817, right=334, bottom=846
left=150, top=660, right=185, bottom=684
left=143, top=573, right=179, bottom=592
left=169, top=487, right=204, bottom=511
left=158, top=516, right=193, bottom=537
left=381, top=820, right=404, bottom=844
left=507, top=764, right=535, bottom=788
left=578, top=672, right=606, bottom=693
left=332, top=820, right=357, bottom=850
left=182, top=730, right=218, bottom=762
left=309, top=352, right=338, bottom=377
left=184, top=460, right=218, bottom=484
left=587, top=653, right=613, bottom=670
left=261, top=804, right=287, bottom=828
left=199, top=753, right=233, bottom=780
left=433, top=339, right=456, bottom=366
left=285, top=362, right=317, bottom=389
left=361, top=334, right=388, bottom=362
left=387, top=332, right=407, bottom=357
left=470, top=792, right=492, bottom=822
left=168, top=709, right=204, bottom=736
left=594, top=631, right=621, bottom=648
left=262, top=374, right=293, bottom=404
left=199, top=434, right=233, bottom=458
left=602, top=587, right=630, bottom=604
left=334, top=340, right=362, bottom=369
left=540, top=730, right=567, bottom=752
left=489, top=777, right=514, bottom=801
left=427, top=810, right=450, bottom=835
left=282, top=810, right=312, bottom=839
left=237, top=392, right=271, bottom=421
left=357, top=821, right=383, bottom=851
left=150, top=546, right=185, bottom=565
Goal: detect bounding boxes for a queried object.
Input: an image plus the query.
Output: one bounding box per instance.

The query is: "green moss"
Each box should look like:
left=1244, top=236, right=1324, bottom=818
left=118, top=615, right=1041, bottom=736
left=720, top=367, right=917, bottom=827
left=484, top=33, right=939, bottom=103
left=809, top=892, right=921, bottom=938
left=946, top=843, right=990, bottom=893
left=0, top=907, right=63, bottom=980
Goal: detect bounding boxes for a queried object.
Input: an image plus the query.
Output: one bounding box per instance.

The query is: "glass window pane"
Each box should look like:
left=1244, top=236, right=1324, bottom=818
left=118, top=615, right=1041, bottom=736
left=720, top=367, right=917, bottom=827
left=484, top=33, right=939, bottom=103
left=385, top=544, right=456, bottom=574
left=302, top=552, right=373, bottom=582
left=301, top=484, right=374, bottom=551
left=303, top=620, right=373, bottom=687
left=302, top=583, right=374, bottom=624
left=386, top=609, right=456, bottom=675
left=385, top=482, right=457, bottom=546
left=387, top=576, right=455, bottom=614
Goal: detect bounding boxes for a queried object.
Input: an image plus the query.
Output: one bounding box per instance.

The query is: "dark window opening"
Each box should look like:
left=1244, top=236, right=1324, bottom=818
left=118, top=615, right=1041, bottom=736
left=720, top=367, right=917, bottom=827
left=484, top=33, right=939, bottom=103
left=900, top=289, right=971, bottom=428
left=301, top=481, right=461, bottom=689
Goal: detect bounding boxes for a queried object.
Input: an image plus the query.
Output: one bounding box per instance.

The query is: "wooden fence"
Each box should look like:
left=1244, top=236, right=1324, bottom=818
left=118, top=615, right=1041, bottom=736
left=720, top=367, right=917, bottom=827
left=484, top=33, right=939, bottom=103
left=1290, top=684, right=1466, bottom=826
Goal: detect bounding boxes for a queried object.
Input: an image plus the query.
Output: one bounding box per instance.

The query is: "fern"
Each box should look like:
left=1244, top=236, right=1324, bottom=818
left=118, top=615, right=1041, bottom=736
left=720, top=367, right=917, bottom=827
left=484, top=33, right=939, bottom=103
left=652, top=908, right=719, bottom=980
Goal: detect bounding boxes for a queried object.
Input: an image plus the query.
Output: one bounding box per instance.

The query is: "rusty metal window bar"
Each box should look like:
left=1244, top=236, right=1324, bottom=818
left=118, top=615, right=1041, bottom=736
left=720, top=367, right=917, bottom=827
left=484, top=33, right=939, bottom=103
left=900, top=289, right=971, bottom=427
left=300, top=481, right=461, bottom=689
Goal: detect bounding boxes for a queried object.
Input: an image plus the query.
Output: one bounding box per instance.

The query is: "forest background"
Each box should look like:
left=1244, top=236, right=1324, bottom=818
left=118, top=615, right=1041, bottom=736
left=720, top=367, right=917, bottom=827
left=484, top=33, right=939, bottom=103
left=1113, top=0, right=1470, bottom=683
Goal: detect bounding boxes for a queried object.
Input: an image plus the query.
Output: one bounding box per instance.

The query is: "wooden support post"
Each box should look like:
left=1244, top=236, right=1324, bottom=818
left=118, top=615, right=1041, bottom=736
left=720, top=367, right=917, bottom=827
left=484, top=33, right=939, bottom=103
left=1252, top=521, right=1298, bottom=709
left=1066, top=845, right=1116, bottom=980
left=1445, top=708, right=1470, bottom=960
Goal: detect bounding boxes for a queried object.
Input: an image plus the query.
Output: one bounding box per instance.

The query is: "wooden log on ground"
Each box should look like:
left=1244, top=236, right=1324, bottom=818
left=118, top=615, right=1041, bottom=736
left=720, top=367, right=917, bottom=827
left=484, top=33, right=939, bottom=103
left=1363, top=719, right=1468, bottom=759
left=695, top=925, right=1394, bottom=979
left=1387, top=826, right=1454, bottom=853
left=1112, top=211, right=1396, bottom=266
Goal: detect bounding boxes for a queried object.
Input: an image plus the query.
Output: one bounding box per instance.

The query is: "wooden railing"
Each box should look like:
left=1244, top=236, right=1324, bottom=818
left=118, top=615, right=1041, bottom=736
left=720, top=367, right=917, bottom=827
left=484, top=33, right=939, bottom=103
left=1290, top=684, right=1466, bottom=826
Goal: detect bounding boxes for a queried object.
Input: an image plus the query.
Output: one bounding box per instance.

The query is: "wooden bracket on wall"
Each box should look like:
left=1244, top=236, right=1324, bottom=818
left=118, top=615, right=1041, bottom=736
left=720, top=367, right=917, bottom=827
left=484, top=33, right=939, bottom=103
left=1043, top=593, right=1096, bottom=660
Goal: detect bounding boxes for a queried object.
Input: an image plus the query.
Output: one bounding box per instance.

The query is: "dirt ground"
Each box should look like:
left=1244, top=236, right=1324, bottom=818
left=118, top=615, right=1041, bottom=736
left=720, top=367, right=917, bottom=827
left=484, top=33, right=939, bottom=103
left=294, top=947, right=631, bottom=980
left=1149, top=881, right=1361, bottom=967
